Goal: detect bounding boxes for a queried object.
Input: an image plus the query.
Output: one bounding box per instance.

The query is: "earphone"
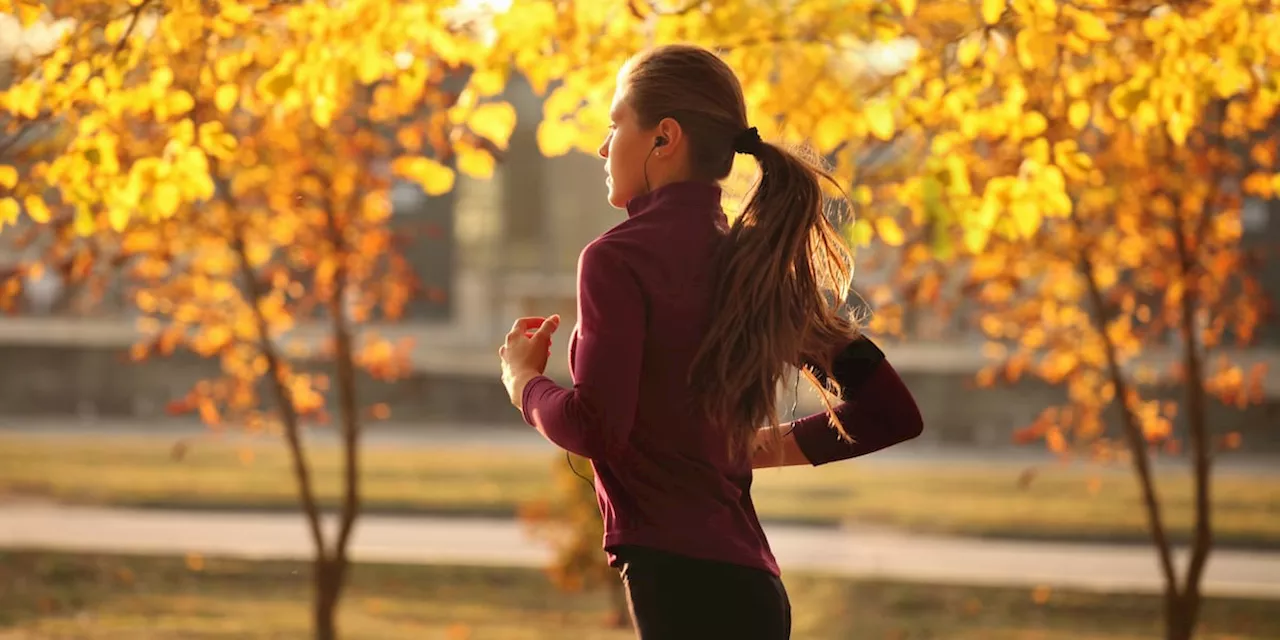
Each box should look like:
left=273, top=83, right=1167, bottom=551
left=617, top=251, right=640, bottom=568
left=642, top=135, right=668, bottom=193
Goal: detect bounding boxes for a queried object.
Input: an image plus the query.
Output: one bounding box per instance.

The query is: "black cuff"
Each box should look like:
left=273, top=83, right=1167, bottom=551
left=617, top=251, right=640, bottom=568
left=806, top=336, right=886, bottom=401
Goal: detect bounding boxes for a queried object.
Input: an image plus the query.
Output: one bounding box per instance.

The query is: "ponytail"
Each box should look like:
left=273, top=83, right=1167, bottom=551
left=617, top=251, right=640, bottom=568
left=689, top=134, right=860, bottom=463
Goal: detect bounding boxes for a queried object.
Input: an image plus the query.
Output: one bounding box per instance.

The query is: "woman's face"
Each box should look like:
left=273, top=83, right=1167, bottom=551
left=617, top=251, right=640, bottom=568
left=598, top=84, right=659, bottom=209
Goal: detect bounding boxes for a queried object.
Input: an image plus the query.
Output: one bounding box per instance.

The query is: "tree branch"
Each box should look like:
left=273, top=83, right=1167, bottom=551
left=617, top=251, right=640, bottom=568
left=1071, top=208, right=1180, bottom=599
left=114, top=0, right=151, bottom=57
left=327, top=174, right=362, bottom=565
left=1175, top=115, right=1220, bottom=630
left=231, top=217, right=327, bottom=560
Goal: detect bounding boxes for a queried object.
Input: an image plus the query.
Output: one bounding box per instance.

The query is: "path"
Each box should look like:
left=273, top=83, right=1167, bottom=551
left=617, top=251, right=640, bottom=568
left=2, top=503, right=1279, bottom=598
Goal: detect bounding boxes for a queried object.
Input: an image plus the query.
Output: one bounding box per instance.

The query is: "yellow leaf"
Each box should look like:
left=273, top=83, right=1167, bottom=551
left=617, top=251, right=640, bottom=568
left=73, top=207, right=95, bottom=235
left=1242, top=173, right=1273, bottom=198
left=154, top=182, right=181, bottom=218
left=536, top=119, right=577, bottom=157
left=0, top=198, right=18, bottom=225
left=0, top=165, right=16, bottom=189
left=1015, top=30, right=1054, bottom=70
left=167, top=90, right=195, bottom=117
left=1072, top=11, right=1110, bottom=42
left=1045, top=428, right=1067, bottom=454
left=17, top=1, right=42, bottom=26
left=23, top=195, right=50, bottom=223
left=392, top=156, right=455, bottom=196
left=456, top=145, right=495, bottom=179
left=849, top=218, right=873, bottom=247
left=467, top=102, right=517, bottom=149
left=1021, top=111, right=1047, bottom=137
left=812, top=115, right=848, bottom=154
left=1068, top=101, right=1091, bottom=130
left=982, top=0, right=1004, bottom=25
left=957, top=35, right=984, bottom=68
left=361, top=193, right=392, bottom=222
left=215, top=84, right=239, bottom=113
left=1011, top=201, right=1041, bottom=237
left=220, top=1, right=253, bottom=23
left=1167, top=112, right=1190, bottom=146
left=312, top=96, right=335, bottom=128
left=470, top=68, right=506, bottom=97
left=863, top=101, right=895, bottom=141
left=896, top=0, right=917, bottom=16
left=108, top=206, right=129, bottom=232
left=875, top=217, right=906, bottom=246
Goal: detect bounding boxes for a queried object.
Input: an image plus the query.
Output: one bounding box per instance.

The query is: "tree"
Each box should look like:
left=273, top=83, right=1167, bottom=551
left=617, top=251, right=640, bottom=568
left=0, top=2, right=515, bottom=638
left=481, top=3, right=1277, bottom=639
left=864, top=3, right=1277, bottom=638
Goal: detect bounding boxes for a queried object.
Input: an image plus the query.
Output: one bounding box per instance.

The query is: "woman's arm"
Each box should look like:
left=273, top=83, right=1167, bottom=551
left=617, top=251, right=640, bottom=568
left=520, top=241, right=646, bottom=460
left=750, top=424, right=810, bottom=468
left=752, top=336, right=923, bottom=469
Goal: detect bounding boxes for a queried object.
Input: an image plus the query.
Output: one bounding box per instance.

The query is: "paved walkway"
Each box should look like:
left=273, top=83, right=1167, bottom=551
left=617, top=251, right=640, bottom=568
left=2, top=503, right=1279, bottom=598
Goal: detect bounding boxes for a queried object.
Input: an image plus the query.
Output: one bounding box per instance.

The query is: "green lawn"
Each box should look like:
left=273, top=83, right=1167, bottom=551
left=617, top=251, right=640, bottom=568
left=2, top=433, right=1279, bottom=547
left=0, top=550, right=1276, bottom=639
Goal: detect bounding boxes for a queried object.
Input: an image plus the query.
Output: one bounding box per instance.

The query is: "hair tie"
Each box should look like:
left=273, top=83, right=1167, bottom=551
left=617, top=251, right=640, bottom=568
left=733, top=126, right=763, bottom=156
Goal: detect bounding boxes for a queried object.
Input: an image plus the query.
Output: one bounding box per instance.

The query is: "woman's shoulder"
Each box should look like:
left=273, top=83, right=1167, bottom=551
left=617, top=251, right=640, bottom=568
left=580, top=222, right=653, bottom=269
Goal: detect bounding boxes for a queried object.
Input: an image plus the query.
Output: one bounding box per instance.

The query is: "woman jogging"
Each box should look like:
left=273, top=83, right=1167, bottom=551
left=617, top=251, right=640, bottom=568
left=498, top=43, right=924, bottom=640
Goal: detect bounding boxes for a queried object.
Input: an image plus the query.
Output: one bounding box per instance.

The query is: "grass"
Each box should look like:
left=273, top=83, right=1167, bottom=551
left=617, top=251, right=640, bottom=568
left=1, top=550, right=1278, bottom=639
left=2, top=433, right=1279, bottom=547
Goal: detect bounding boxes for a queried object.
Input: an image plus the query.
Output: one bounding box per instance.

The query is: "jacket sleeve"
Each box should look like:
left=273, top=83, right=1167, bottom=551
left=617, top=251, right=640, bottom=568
left=790, top=336, right=924, bottom=465
left=520, top=241, right=645, bottom=460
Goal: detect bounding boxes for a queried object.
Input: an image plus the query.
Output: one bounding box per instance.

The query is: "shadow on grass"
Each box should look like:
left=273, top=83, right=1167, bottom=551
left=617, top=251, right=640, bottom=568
left=2, top=550, right=1279, bottom=639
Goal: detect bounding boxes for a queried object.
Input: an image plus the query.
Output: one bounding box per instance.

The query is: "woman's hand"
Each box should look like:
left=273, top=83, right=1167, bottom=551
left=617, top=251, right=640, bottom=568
left=499, top=315, right=561, bottom=408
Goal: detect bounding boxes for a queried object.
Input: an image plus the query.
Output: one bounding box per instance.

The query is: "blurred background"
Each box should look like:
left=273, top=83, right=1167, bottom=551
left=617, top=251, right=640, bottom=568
left=1, top=1, right=1279, bottom=639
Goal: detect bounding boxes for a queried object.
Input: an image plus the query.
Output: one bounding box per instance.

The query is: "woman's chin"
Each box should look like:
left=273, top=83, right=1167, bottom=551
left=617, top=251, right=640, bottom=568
left=606, top=185, right=630, bottom=209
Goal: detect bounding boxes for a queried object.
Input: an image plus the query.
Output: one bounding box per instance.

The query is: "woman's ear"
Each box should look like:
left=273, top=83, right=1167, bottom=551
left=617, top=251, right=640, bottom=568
left=656, top=116, right=684, bottom=150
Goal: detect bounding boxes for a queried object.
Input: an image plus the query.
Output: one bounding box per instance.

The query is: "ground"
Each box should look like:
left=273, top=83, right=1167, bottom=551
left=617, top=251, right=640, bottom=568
left=1, top=551, right=1277, bottom=639
left=2, top=433, right=1278, bottom=548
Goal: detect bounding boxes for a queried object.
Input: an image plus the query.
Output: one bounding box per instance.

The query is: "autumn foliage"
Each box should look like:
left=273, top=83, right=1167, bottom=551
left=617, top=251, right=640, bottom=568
left=483, top=3, right=1277, bottom=638
left=2, top=2, right=516, bottom=639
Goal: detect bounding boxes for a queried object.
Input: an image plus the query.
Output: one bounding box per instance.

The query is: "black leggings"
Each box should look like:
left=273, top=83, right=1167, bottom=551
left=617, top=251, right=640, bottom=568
left=614, top=545, right=791, bottom=640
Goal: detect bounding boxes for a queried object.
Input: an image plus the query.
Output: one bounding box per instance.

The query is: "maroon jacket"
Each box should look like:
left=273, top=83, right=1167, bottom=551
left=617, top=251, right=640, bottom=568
left=521, top=180, right=923, bottom=576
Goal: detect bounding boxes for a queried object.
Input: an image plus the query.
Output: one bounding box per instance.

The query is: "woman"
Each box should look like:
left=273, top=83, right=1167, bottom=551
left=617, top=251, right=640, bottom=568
left=498, top=44, right=923, bottom=639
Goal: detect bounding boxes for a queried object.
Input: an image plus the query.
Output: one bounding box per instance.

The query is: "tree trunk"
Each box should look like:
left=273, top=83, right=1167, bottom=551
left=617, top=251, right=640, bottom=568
left=1173, top=189, right=1212, bottom=640
left=314, top=557, right=344, bottom=640
left=232, top=221, right=334, bottom=640
left=1166, top=599, right=1197, bottom=640
left=1071, top=211, right=1186, bottom=637
left=1076, top=247, right=1180, bottom=594
left=320, top=190, right=361, bottom=640
left=325, top=192, right=362, bottom=571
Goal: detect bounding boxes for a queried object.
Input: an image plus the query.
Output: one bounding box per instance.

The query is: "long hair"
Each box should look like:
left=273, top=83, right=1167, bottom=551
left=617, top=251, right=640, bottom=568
left=623, top=44, right=860, bottom=463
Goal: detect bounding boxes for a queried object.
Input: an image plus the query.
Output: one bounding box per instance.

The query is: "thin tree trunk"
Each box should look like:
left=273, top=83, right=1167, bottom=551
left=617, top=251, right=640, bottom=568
left=1173, top=195, right=1212, bottom=640
left=322, top=194, right=361, bottom=637
left=1072, top=215, right=1181, bottom=608
left=233, top=228, right=332, bottom=638
left=314, top=558, right=341, bottom=640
